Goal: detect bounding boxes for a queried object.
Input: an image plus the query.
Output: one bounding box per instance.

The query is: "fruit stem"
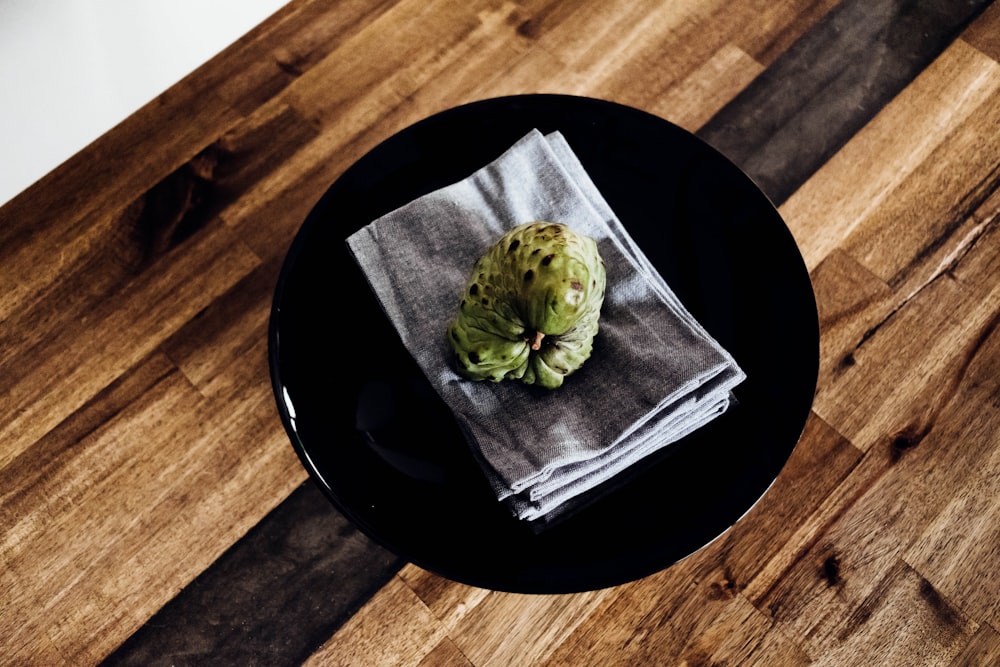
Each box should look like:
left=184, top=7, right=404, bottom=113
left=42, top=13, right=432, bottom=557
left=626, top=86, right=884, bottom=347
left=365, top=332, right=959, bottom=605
left=530, top=331, right=545, bottom=350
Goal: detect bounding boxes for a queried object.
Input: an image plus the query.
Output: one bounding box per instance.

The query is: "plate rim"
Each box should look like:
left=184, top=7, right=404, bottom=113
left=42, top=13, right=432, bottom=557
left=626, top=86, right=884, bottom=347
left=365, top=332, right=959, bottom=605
left=267, top=93, right=820, bottom=593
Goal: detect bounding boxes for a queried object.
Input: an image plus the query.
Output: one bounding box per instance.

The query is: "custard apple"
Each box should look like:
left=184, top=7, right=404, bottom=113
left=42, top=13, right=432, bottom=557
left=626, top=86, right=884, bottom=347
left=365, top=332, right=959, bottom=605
left=448, top=222, right=606, bottom=389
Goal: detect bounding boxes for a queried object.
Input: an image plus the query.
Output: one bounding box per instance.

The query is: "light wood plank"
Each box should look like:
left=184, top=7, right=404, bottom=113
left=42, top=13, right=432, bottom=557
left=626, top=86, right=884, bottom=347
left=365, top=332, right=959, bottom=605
left=647, top=43, right=764, bottom=132
left=417, top=639, right=475, bottom=667
left=963, top=1, right=1000, bottom=62
left=902, top=297, right=1000, bottom=629
left=1, top=363, right=300, bottom=662
left=0, top=228, right=261, bottom=469
left=807, top=559, right=977, bottom=666
left=446, top=588, right=610, bottom=667
left=674, top=595, right=811, bottom=666
left=398, top=564, right=493, bottom=630
left=305, top=576, right=448, bottom=667
left=395, top=563, right=611, bottom=667
left=840, top=85, right=1000, bottom=291
left=779, top=39, right=1000, bottom=271
left=950, top=624, right=1000, bottom=667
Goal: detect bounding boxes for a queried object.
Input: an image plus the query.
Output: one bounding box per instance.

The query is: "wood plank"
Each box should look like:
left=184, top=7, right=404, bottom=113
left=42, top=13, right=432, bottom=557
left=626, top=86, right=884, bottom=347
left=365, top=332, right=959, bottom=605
left=2, top=362, right=298, bottom=662
left=673, top=595, right=811, bottom=667
left=0, top=226, right=260, bottom=469
left=963, top=0, right=1000, bottom=61
left=101, top=481, right=404, bottom=666
left=586, top=0, right=831, bottom=119
left=743, top=388, right=1000, bottom=663
left=282, top=0, right=502, bottom=131
left=950, top=624, right=1000, bottom=667
left=810, top=249, right=896, bottom=386
left=780, top=38, right=1000, bottom=271
left=804, top=559, right=977, bottom=666
left=697, top=0, right=995, bottom=205
left=811, top=162, right=999, bottom=452
left=517, top=0, right=715, bottom=96
left=901, top=278, right=1000, bottom=630
left=398, top=564, right=493, bottom=630
left=733, top=0, right=841, bottom=66
left=905, top=444, right=1000, bottom=628
left=303, top=576, right=448, bottom=667
left=0, top=353, right=177, bottom=559
left=801, top=36, right=1000, bottom=451
left=0, top=232, right=302, bottom=662
left=161, top=257, right=279, bottom=399
left=395, top=563, right=611, bottom=667
left=743, top=245, right=999, bottom=664
left=538, top=414, right=856, bottom=665
left=642, top=44, right=764, bottom=133
left=840, top=81, right=1000, bottom=291
left=0, top=132, right=277, bottom=384
left=443, top=588, right=610, bottom=666
left=746, top=457, right=971, bottom=660
left=213, top=0, right=402, bottom=113
left=0, top=73, right=241, bottom=259
left=417, top=639, right=475, bottom=667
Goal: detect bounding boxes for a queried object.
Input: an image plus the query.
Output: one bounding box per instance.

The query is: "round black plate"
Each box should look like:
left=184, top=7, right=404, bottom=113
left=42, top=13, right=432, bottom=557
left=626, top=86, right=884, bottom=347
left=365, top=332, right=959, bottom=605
left=268, top=94, right=819, bottom=594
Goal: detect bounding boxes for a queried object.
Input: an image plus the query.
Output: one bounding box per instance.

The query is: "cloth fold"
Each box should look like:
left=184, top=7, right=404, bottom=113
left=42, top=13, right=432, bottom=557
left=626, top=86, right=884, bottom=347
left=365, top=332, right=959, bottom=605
left=347, top=129, right=745, bottom=522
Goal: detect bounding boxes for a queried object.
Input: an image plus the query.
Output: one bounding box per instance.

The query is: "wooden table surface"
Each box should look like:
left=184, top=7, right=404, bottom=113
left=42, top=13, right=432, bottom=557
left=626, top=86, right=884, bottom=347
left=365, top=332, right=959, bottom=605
left=2, top=1, right=998, bottom=664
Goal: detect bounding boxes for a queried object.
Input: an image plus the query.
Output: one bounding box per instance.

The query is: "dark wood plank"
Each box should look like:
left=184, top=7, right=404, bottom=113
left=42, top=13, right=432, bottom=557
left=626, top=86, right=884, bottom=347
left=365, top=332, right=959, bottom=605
left=101, top=481, right=404, bottom=666
left=697, top=0, right=994, bottom=205
left=779, top=36, right=1000, bottom=272
left=963, top=0, right=1000, bottom=60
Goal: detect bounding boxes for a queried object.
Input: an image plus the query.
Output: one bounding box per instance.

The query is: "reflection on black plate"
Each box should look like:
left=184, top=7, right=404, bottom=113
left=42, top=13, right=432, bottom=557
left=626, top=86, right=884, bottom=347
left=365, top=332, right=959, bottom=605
left=268, top=94, right=819, bottom=594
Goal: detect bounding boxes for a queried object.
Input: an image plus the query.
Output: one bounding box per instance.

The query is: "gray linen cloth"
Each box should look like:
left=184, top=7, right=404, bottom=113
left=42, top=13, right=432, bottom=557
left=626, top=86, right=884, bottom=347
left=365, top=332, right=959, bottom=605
left=347, top=129, right=745, bottom=521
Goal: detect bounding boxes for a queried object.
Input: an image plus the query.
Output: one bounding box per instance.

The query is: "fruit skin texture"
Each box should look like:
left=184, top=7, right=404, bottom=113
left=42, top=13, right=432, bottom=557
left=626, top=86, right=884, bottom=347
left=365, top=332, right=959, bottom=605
left=448, top=222, right=606, bottom=389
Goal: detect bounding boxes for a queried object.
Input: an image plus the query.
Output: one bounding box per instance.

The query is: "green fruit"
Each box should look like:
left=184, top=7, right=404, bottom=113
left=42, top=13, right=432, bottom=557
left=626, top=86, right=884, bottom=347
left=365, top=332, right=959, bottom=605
left=448, top=222, right=606, bottom=389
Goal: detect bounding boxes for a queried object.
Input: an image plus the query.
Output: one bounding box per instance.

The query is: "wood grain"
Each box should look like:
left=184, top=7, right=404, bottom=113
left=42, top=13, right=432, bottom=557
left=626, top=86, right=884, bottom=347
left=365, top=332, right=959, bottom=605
left=781, top=38, right=1000, bottom=271
left=303, top=576, right=448, bottom=666
left=0, top=0, right=997, bottom=664
left=101, top=480, right=404, bottom=665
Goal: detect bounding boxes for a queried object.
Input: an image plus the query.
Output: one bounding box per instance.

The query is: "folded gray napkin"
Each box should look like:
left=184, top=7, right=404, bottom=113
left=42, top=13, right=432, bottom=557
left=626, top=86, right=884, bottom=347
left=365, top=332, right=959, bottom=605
left=347, top=129, right=745, bottom=522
